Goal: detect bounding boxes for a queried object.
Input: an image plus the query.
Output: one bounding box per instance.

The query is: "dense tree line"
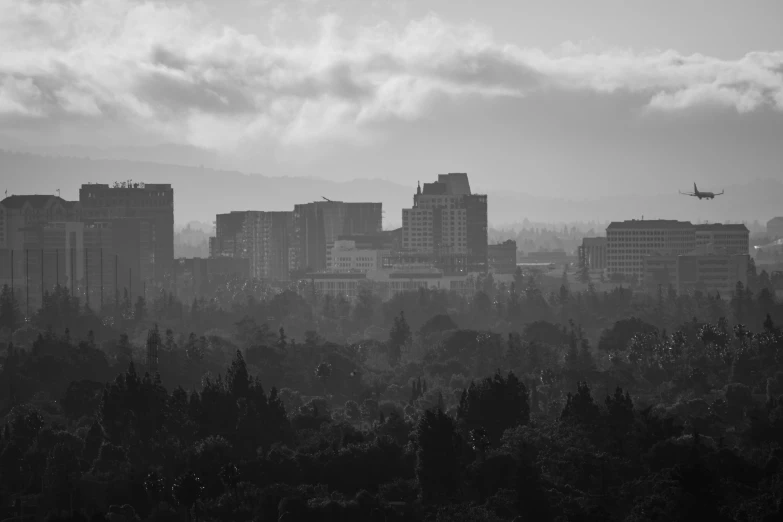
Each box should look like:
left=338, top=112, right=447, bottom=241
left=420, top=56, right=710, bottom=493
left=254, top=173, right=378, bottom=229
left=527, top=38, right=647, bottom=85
left=1, top=270, right=783, bottom=521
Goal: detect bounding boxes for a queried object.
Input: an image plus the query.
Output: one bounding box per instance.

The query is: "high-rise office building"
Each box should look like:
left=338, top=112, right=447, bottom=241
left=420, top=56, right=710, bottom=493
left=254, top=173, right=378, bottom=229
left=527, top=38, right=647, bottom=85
left=606, top=220, right=696, bottom=280
left=401, top=173, right=487, bottom=272
left=0, top=195, right=80, bottom=285
left=211, top=212, right=248, bottom=258
left=695, top=224, right=749, bottom=255
left=292, top=201, right=382, bottom=272
left=79, top=182, right=173, bottom=282
left=242, top=211, right=294, bottom=280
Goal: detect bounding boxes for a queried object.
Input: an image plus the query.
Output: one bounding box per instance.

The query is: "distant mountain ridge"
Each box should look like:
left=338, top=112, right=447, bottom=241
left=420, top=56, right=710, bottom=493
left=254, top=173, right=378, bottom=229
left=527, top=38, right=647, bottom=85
left=1, top=149, right=780, bottom=228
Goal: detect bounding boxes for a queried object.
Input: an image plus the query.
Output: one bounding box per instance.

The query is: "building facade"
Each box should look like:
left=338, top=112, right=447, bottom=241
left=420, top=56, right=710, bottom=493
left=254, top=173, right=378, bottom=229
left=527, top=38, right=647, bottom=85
left=606, top=220, right=696, bottom=281
left=677, top=248, right=749, bottom=296
left=488, top=240, right=517, bottom=274
left=292, top=201, right=382, bottom=272
left=401, top=173, right=487, bottom=272
left=695, top=224, right=749, bottom=254
left=241, top=211, right=293, bottom=280
left=211, top=212, right=248, bottom=258
left=328, top=240, right=388, bottom=272
left=79, top=182, right=173, bottom=282
left=578, top=237, right=608, bottom=270
left=307, top=268, right=475, bottom=301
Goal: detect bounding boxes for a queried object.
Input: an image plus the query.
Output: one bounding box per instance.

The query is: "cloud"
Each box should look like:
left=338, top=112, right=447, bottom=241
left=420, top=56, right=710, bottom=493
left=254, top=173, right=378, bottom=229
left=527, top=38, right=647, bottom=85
left=0, top=0, right=781, bottom=152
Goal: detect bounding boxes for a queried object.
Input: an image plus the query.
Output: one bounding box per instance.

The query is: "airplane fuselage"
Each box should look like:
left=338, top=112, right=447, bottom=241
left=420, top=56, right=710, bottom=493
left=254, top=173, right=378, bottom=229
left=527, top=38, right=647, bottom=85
left=697, top=192, right=715, bottom=199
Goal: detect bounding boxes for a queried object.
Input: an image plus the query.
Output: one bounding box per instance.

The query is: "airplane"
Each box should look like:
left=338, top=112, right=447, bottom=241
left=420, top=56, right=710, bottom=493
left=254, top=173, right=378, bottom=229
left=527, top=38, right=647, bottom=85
left=679, top=183, right=724, bottom=200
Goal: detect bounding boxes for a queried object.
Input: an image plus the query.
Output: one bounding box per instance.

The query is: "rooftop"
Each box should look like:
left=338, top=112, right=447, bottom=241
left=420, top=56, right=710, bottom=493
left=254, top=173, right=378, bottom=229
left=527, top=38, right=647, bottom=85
left=607, top=219, right=694, bottom=230
left=695, top=223, right=749, bottom=232
left=0, top=195, right=70, bottom=209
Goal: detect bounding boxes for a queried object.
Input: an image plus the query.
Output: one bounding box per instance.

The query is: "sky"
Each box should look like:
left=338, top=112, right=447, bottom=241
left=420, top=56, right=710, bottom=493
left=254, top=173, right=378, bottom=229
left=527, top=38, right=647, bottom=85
left=1, top=0, right=782, bottom=202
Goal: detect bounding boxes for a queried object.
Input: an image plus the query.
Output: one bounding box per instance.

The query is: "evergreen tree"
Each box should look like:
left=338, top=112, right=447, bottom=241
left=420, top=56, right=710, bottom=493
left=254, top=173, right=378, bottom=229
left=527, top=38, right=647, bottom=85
left=416, top=409, right=461, bottom=503
left=0, top=284, right=20, bottom=332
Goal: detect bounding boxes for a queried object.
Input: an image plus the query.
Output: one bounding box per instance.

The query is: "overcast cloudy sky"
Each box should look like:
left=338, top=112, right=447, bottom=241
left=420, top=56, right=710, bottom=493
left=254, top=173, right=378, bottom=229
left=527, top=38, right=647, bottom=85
left=1, top=0, right=782, bottom=200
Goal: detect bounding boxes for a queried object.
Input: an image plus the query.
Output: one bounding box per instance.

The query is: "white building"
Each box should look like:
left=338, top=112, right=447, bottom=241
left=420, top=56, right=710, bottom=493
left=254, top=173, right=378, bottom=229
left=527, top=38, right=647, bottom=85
left=308, top=267, right=475, bottom=301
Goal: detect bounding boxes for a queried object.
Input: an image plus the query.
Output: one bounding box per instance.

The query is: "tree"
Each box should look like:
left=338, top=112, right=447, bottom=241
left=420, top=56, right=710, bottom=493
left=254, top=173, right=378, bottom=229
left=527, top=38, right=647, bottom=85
left=134, top=296, right=147, bottom=322
left=172, top=472, right=204, bottom=522
left=578, top=259, right=590, bottom=284
left=226, top=350, right=250, bottom=399
left=388, top=311, right=412, bottom=365
left=0, top=284, right=20, bottom=332
left=416, top=409, right=461, bottom=503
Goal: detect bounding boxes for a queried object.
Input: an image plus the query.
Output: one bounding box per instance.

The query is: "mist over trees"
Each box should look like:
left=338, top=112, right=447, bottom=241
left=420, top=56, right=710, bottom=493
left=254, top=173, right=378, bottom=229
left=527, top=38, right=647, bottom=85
left=1, top=269, right=783, bottom=521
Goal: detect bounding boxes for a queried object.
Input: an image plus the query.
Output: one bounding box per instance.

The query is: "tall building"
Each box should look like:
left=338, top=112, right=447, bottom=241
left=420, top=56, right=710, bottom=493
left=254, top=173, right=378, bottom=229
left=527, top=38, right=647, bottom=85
left=695, top=224, right=749, bottom=254
left=578, top=237, right=608, bottom=270
left=211, top=212, right=248, bottom=258
left=292, top=201, right=382, bottom=272
left=606, top=220, right=696, bottom=281
left=401, top=173, right=488, bottom=272
left=242, top=211, right=293, bottom=280
left=79, top=182, right=173, bottom=282
left=0, top=195, right=80, bottom=294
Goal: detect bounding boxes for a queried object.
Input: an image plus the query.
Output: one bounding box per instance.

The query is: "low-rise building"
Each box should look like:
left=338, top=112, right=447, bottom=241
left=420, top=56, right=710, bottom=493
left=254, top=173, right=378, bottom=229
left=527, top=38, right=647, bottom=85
left=488, top=240, right=517, bottom=274
left=328, top=240, right=388, bottom=272
left=307, top=268, right=475, bottom=301
left=578, top=237, right=607, bottom=270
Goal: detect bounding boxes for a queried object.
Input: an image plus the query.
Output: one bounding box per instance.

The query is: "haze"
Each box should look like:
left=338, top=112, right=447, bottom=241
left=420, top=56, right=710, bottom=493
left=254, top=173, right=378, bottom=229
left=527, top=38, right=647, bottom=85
left=1, top=0, right=782, bottom=222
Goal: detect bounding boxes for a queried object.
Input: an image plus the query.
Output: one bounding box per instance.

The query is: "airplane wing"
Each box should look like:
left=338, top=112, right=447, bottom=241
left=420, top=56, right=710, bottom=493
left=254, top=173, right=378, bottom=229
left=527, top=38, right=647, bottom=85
left=679, top=191, right=696, bottom=196
left=716, top=190, right=724, bottom=195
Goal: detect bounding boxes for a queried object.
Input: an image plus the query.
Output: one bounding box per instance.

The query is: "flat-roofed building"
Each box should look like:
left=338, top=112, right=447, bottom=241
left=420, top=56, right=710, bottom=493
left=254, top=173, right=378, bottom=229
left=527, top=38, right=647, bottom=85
left=488, top=240, right=517, bottom=274
left=578, top=237, right=607, bottom=271
left=79, top=182, right=173, bottom=282
left=695, top=223, right=749, bottom=254
left=677, top=246, right=748, bottom=296
left=606, top=220, right=696, bottom=281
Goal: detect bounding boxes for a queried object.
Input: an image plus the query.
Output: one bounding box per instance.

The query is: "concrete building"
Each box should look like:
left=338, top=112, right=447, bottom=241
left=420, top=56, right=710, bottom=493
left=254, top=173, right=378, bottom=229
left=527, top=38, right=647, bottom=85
left=241, top=211, right=293, bottom=280
left=644, top=245, right=749, bottom=296
left=292, top=201, right=382, bottom=272
left=768, top=217, right=783, bottom=240
left=678, top=246, right=749, bottom=296
left=578, top=237, right=608, bottom=271
left=211, top=212, right=247, bottom=258
left=606, top=220, right=696, bottom=281
left=401, top=173, right=488, bottom=272
left=695, top=223, right=749, bottom=254
left=0, top=195, right=80, bottom=286
left=328, top=240, right=389, bottom=272
left=79, top=182, right=173, bottom=282
left=18, top=220, right=120, bottom=311
left=307, top=267, right=475, bottom=301
left=488, top=240, right=517, bottom=274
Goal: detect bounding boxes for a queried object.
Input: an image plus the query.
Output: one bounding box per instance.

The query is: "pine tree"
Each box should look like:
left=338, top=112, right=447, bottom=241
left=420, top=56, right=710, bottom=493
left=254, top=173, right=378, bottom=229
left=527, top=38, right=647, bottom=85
left=0, top=284, right=20, bottom=332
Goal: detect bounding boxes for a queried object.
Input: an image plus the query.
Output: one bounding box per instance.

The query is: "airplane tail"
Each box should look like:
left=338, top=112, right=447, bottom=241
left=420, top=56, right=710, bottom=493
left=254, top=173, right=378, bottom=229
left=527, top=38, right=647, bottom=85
left=693, top=182, right=698, bottom=193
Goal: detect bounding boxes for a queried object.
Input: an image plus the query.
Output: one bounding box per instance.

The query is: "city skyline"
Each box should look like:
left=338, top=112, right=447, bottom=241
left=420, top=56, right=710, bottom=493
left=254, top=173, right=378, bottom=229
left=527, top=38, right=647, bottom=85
left=1, top=0, right=782, bottom=208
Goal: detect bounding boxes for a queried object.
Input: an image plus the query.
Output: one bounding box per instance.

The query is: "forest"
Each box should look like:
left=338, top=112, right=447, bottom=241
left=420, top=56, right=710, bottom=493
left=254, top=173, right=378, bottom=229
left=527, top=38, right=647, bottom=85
left=0, top=264, right=783, bottom=521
